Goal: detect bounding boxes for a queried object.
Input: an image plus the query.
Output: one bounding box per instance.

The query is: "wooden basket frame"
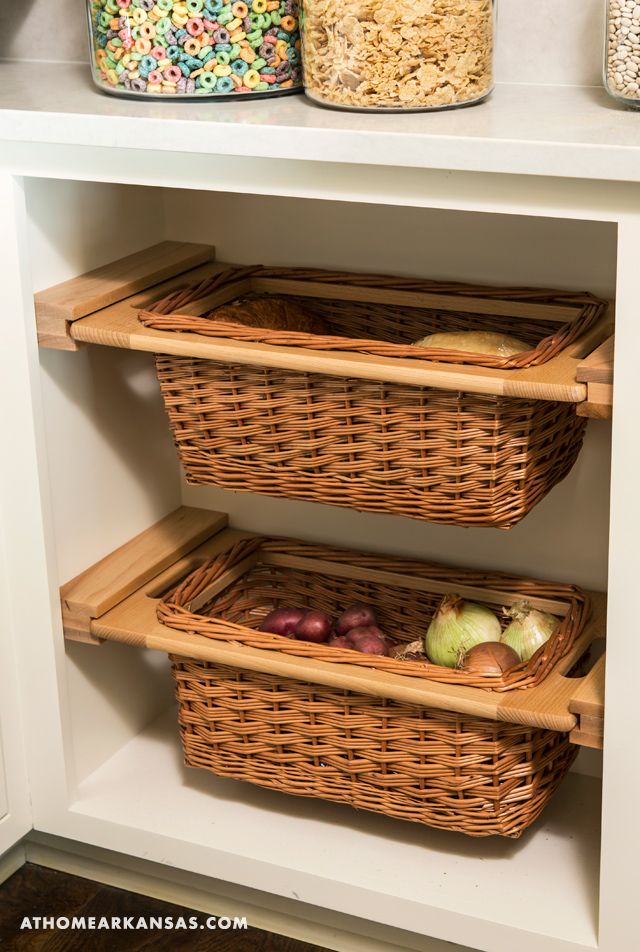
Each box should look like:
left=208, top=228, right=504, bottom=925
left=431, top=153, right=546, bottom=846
left=159, top=535, right=590, bottom=693
left=139, top=265, right=608, bottom=371
left=34, top=243, right=614, bottom=417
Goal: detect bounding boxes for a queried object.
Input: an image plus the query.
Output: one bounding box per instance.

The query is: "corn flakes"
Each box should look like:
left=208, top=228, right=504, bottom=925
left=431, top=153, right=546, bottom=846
left=301, top=0, right=494, bottom=110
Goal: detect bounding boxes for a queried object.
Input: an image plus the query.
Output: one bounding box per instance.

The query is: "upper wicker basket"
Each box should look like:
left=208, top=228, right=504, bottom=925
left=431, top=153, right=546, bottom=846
left=139, top=266, right=609, bottom=529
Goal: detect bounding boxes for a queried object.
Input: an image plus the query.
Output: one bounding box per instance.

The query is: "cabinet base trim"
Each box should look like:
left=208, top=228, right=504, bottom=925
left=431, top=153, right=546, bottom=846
left=22, top=833, right=463, bottom=952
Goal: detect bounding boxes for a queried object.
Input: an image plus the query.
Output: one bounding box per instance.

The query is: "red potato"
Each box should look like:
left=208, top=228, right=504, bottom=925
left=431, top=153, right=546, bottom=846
left=346, top=624, right=385, bottom=644
left=336, top=603, right=378, bottom=636
left=346, top=625, right=390, bottom=656
left=259, top=607, right=307, bottom=637
left=353, top=635, right=390, bottom=656
left=295, top=610, right=334, bottom=643
left=328, top=634, right=353, bottom=649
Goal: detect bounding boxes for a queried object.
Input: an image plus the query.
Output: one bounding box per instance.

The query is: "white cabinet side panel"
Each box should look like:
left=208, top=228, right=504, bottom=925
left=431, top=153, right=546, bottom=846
left=0, top=530, right=25, bottom=839
left=598, top=216, right=640, bottom=952
left=25, top=179, right=183, bottom=784
left=0, top=174, right=44, bottom=851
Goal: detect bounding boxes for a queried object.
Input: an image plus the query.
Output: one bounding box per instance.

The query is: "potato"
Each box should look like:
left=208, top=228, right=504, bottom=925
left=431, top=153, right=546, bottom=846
left=295, top=610, right=334, bottom=643
left=328, top=634, right=353, bottom=649
left=346, top=625, right=390, bottom=656
left=336, top=603, right=378, bottom=636
left=259, top=607, right=306, bottom=637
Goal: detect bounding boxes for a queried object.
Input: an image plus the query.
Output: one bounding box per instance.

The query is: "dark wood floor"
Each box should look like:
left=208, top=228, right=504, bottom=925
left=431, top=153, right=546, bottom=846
left=0, top=864, right=331, bottom=951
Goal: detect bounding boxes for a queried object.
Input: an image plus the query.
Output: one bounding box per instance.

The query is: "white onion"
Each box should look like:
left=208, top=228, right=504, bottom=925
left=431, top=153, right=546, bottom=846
left=501, top=601, right=560, bottom=662
left=414, top=331, right=529, bottom=357
left=425, top=595, right=501, bottom=668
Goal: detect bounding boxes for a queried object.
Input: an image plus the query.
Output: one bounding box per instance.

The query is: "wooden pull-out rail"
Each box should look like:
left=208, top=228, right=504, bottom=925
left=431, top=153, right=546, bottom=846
left=60, top=507, right=228, bottom=644
left=34, top=241, right=217, bottom=351
left=60, top=507, right=606, bottom=748
left=36, top=244, right=613, bottom=410
left=576, top=334, right=615, bottom=420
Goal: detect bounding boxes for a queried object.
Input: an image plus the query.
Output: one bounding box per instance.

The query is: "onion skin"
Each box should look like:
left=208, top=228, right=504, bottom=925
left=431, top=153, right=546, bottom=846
left=259, top=607, right=306, bottom=638
left=501, top=601, right=560, bottom=662
left=336, top=603, right=378, bottom=636
left=425, top=595, right=501, bottom=668
left=295, top=610, right=333, bottom=643
left=391, top=640, right=428, bottom=662
left=458, top=641, right=521, bottom=675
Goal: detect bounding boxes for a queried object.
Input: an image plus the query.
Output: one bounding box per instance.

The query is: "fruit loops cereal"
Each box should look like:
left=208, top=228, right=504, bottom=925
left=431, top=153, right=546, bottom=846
left=301, top=0, right=494, bottom=111
left=88, top=0, right=302, bottom=98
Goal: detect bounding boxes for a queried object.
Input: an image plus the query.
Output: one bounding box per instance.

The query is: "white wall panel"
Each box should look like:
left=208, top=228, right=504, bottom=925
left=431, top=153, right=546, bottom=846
left=1, top=1, right=606, bottom=87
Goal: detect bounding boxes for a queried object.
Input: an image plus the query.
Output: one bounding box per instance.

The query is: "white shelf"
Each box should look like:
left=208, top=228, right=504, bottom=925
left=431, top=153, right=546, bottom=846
left=1, top=61, right=639, bottom=183
left=70, top=708, right=600, bottom=952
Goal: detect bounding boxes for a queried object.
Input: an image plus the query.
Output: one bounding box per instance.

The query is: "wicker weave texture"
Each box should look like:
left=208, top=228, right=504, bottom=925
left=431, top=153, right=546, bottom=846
left=160, top=537, right=589, bottom=692
left=155, top=357, right=587, bottom=528
left=171, top=659, right=577, bottom=838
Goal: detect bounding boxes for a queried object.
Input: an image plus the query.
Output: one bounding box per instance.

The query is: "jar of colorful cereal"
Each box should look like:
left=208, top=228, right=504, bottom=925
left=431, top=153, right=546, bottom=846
left=300, top=0, right=496, bottom=111
left=87, top=0, right=302, bottom=99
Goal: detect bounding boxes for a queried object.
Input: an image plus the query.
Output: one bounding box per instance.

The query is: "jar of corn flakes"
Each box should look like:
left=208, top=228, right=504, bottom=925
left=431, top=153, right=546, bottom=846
left=300, top=0, right=496, bottom=111
left=87, top=0, right=303, bottom=100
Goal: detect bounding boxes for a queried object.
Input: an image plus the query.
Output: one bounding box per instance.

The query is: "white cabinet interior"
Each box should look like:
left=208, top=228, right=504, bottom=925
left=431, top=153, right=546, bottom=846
left=1, top=3, right=638, bottom=948
left=14, top=176, right=615, bottom=952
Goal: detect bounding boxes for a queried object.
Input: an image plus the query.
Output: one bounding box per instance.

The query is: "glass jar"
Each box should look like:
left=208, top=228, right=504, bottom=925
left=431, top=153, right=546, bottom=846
left=605, top=0, right=640, bottom=107
left=300, top=0, right=496, bottom=112
left=87, top=0, right=303, bottom=99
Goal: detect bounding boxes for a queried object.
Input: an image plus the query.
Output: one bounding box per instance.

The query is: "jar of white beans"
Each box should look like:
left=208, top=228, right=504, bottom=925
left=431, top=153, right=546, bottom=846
left=605, top=0, right=640, bottom=107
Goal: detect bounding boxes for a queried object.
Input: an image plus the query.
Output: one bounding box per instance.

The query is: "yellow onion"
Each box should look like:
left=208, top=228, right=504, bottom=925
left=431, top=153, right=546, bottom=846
left=425, top=595, right=501, bottom=668
left=501, top=600, right=560, bottom=662
left=458, top=641, right=521, bottom=675
left=414, top=331, right=529, bottom=357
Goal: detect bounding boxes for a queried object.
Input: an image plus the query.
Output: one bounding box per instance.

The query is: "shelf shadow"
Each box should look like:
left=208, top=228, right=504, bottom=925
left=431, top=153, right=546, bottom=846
left=40, top=344, right=181, bottom=514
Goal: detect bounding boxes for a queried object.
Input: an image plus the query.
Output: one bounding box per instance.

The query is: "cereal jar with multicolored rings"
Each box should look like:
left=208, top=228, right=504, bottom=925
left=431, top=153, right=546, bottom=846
left=87, top=0, right=302, bottom=99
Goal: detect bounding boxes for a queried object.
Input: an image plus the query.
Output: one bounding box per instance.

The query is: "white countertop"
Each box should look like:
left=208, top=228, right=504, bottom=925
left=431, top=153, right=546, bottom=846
left=1, top=61, right=640, bottom=182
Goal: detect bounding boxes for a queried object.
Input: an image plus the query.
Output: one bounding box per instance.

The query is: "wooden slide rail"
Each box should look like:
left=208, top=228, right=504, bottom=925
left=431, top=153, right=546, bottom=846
left=35, top=242, right=613, bottom=412
left=60, top=507, right=606, bottom=749
left=576, top=334, right=615, bottom=419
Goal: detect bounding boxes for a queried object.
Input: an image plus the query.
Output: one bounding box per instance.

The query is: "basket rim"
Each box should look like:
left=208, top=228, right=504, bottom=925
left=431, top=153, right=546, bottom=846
left=157, top=535, right=590, bottom=693
left=138, top=265, right=608, bottom=371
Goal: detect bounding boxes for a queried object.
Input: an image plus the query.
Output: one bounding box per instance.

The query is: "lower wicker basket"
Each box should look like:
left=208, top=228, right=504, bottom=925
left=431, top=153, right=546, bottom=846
left=159, top=534, right=589, bottom=838
left=171, top=658, right=577, bottom=838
